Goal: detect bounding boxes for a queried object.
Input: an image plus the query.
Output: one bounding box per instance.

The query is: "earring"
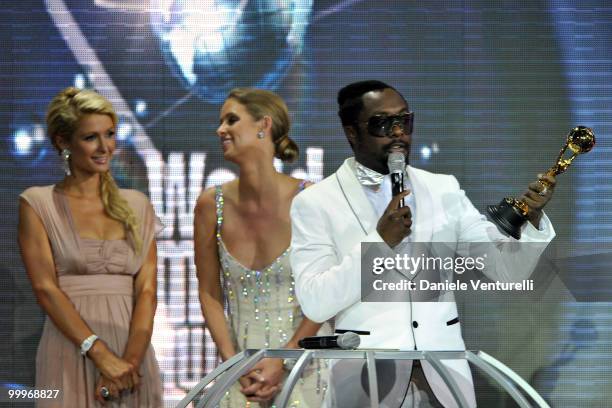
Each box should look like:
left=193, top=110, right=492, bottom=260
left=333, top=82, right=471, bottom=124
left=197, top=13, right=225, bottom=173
left=257, top=130, right=265, bottom=139
left=61, top=148, right=71, bottom=176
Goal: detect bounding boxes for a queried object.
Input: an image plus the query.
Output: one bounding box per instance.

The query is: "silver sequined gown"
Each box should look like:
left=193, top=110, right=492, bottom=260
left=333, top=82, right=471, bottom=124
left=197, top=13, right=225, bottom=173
left=215, top=185, right=328, bottom=408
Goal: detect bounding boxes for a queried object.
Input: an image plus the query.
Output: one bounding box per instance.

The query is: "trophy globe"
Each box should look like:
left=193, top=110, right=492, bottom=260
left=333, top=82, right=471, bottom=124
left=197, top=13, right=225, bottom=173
left=150, top=0, right=313, bottom=103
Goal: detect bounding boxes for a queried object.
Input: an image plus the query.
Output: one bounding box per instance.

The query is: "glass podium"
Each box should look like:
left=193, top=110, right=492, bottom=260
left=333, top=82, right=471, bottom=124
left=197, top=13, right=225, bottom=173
left=176, top=349, right=550, bottom=408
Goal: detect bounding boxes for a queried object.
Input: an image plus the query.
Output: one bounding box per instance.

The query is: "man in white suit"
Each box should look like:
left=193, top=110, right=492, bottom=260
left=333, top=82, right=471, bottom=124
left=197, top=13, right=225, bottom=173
left=290, top=80, right=557, bottom=407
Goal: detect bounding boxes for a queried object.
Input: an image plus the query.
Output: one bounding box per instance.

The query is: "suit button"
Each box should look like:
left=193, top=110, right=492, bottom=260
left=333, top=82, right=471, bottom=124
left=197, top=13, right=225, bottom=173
left=412, top=321, right=418, bottom=328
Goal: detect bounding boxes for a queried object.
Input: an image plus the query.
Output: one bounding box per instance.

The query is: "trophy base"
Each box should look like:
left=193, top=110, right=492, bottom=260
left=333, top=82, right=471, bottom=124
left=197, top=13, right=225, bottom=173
left=487, top=199, right=527, bottom=240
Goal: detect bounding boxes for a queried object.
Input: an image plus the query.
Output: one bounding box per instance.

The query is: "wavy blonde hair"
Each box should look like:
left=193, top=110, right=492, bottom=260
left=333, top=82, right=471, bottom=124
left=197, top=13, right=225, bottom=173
left=227, top=88, right=299, bottom=162
left=46, top=87, right=142, bottom=253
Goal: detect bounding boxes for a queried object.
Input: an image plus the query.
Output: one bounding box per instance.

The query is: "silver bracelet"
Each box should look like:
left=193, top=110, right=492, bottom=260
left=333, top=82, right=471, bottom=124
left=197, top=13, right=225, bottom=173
left=80, top=334, right=99, bottom=356
left=282, top=358, right=297, bottom=371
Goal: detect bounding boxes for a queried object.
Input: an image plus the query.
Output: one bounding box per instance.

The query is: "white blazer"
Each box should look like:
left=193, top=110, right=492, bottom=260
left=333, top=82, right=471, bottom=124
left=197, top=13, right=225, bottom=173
left=290, top=158, right=555, bottom=408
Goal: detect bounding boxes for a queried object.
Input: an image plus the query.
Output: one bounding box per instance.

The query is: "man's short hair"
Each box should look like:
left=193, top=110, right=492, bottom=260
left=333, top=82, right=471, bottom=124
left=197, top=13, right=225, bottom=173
left=337, top=80, right=397, bottom=127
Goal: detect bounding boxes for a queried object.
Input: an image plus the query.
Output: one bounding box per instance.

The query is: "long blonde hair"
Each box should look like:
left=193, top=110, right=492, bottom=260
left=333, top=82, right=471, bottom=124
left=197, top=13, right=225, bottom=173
left=227, top=88, right=299, bottom=162
left=46, top=87, right=142, bottom=253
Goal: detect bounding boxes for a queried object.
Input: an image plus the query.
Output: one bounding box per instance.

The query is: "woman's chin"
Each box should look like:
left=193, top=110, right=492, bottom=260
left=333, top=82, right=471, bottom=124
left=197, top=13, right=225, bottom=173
left=70, top=165, right=110, bottom=177
left=222, top=150, right=238, bottom=162
left=92, top=164, right=111, bottom=173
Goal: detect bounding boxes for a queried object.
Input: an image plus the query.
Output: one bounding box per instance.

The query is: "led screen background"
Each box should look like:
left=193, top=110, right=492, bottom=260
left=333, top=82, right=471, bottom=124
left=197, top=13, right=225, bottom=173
left=1, top=0, right=610, bottom=406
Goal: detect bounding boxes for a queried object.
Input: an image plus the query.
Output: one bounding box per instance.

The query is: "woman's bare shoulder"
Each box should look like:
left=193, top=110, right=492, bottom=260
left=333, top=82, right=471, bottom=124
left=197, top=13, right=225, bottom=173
left=195, top=180, right=238, bottom=212
left=287, top=176, right=313, bottom=193
left=195, top=186, right=217, bottom=215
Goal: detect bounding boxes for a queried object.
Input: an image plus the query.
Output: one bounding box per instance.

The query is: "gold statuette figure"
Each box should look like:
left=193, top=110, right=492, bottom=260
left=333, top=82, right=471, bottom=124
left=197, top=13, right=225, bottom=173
left=487, top=126, right=595, bottom=239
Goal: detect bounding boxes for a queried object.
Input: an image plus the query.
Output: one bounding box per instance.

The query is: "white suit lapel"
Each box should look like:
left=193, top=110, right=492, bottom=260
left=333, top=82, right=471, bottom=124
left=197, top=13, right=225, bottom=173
left=335, top=158, right=378, bottom=235
left=335, top=160, right=436, bottom=241
left=407, top=166, right=434, bottom=242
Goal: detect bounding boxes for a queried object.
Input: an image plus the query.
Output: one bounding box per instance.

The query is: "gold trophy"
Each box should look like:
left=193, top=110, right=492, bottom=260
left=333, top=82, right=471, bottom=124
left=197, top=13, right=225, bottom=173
left=487, top=126, right=595, bottom=239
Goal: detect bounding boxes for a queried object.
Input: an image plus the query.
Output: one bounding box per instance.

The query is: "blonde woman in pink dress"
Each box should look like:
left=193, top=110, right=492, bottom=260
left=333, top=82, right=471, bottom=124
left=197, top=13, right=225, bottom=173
left=18, top=87, right=162, bottom=407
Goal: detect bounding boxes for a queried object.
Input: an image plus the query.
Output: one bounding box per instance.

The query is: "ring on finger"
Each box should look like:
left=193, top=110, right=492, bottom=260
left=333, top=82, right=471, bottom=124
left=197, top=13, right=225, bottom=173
left=100, top=386, right=110, bottom=400
left=538, top=187, right=548, bottom=196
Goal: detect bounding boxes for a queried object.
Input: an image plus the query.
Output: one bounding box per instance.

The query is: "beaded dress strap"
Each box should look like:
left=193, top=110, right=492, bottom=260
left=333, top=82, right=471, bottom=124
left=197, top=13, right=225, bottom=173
left=214, top=185, right=224, bottom=241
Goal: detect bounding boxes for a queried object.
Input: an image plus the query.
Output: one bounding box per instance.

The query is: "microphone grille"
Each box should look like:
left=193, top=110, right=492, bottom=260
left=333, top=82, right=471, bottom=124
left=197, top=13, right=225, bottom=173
left=387, top=152, right=405, bottom=174
left=337, top=332, right=361, bottom=349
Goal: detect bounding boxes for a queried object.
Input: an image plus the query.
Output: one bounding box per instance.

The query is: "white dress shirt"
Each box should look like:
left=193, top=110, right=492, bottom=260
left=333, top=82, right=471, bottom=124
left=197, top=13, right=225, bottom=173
left=356, top=161, right=416, bottom=243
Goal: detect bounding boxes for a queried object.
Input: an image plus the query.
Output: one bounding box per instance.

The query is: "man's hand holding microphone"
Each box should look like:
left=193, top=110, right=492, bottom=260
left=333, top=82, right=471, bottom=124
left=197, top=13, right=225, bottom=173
left=377, top=152, right=412, bottom=248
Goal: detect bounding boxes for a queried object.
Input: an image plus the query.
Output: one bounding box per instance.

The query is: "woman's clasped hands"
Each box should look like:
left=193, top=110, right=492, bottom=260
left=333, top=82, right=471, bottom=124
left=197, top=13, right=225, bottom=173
left=239, top=358, right=286, bottom=403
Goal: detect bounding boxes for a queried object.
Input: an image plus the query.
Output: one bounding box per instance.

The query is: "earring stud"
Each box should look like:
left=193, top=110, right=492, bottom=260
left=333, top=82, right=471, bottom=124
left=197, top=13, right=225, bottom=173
left=257, top=131, right=265, bottom=139
left=61, top=148, right=71, bottom=176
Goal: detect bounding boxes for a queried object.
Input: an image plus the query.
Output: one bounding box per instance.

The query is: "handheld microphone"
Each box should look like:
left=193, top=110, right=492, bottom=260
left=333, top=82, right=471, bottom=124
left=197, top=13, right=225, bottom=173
left=388, top=152, right=406, bottom=207
left=297, top=332, right=360, bottom=350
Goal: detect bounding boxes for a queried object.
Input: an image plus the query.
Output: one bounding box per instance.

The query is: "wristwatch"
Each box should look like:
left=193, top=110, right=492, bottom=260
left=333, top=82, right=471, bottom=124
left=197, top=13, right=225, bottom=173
left=80, top=334, right=99, bottom=356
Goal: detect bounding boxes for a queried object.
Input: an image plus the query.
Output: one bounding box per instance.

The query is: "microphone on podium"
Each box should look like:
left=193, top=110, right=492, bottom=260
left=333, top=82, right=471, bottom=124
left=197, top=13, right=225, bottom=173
left=298, top=332, right=361, bottom=350
left=388, top=152, right=406, bottom=207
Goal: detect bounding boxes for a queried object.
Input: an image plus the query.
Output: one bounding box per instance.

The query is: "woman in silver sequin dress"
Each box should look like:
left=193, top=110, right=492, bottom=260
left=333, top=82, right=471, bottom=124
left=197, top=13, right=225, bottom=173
left=194, top=88, right=328, bottom=407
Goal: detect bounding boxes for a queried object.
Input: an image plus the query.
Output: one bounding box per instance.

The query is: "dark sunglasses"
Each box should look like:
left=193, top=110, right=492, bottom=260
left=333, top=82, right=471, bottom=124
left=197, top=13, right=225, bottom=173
left=359, top=112, right=414, bottom=137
